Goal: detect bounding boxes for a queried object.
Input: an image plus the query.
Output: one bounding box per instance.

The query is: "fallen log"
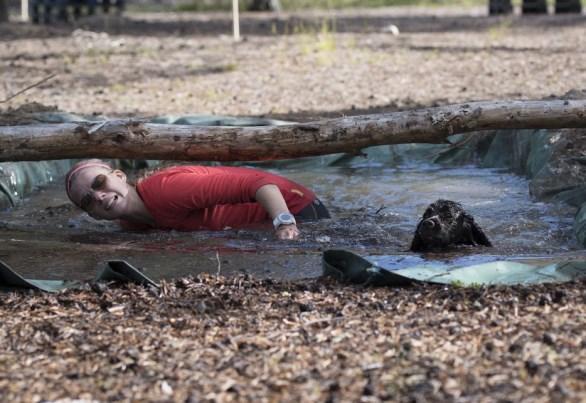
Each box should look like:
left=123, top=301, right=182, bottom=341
left=0, top=99, right=585, bottom=162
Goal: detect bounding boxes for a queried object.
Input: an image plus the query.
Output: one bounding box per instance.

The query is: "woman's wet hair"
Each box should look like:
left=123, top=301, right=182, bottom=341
left=65, top=159, right=112, bottom=206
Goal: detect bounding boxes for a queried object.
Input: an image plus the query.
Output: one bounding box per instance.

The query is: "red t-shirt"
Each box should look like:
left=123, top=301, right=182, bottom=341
left=125, top=166, right=315, bottom=231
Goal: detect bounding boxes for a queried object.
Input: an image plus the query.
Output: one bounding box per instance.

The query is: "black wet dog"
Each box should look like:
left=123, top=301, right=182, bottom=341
left=410, top=199, right=492, bottom=252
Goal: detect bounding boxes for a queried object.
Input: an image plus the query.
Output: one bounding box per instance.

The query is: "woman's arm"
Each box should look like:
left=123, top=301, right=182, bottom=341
left=255, top=184, right=300, bottom=240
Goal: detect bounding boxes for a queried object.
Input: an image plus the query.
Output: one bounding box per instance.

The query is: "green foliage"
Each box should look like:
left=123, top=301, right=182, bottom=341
left=176, top=0, right=487, bottom=12
left=176, top=0, right=233, bottom=12
left=487, top=16, right=513, bottom=39
left=298, top=18, right=337, bottom=58
left=282, top=0, right=484, bottom=9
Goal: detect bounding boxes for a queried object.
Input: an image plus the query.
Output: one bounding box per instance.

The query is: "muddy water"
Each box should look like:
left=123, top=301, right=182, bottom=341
left=287, top=164, right=578, bottom=253
left=0, top=162, right=582, bottom=283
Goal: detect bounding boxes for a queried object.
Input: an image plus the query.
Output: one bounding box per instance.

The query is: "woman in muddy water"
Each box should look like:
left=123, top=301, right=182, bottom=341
left=64, top=159, right=330, bottom=240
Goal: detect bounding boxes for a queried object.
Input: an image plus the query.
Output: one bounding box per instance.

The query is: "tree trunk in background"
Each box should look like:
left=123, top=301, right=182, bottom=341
left=0, top=0, right=9, bottom=23
left=248, top=0, right=281, bottom=11
left=0, top=100, right=585, bottom=162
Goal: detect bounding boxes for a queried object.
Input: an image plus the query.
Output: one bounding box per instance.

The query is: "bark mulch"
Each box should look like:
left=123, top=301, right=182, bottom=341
left=0, top=275, right=584, bottom=402
left=1, top=7, right=586, bottom=402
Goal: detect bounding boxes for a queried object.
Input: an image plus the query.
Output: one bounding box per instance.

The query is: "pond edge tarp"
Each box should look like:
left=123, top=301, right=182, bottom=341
left=322, top=249, right=586, bottom=287
left=0, top=259, right=159, bottom=293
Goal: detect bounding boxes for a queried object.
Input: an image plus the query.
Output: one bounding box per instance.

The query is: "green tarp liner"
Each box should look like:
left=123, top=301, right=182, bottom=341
left=0, top=259, right=159, bottom=293
left=574, top=204, right=586, bottom=247
left=0, top=160, right=73, bottom=210
left=150, top=115, right=292, bottom=126
left=323, top=249, right=586, bottom=287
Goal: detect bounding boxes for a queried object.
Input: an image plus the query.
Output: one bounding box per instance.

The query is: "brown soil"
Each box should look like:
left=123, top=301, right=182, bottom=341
left=1, top=7, right=586, bottom=402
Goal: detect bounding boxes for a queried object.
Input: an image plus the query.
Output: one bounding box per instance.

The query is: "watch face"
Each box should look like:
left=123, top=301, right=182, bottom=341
left=279, top=213, right=294, bottom=222
left=274, top=212, right=296, bottom=229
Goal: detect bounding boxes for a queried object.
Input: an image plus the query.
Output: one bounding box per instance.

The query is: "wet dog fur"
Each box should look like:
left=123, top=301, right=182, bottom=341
left=410, top=199, right=492, bottom=252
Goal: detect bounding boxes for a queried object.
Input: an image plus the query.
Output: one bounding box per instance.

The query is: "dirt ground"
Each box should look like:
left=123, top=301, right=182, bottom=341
left=1, top=6, right=586, bottom=402
left=1, top=7, right=585, bottom=120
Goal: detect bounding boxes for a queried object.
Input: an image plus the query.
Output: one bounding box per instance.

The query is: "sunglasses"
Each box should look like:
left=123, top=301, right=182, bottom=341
left=79, top=173, right=108, bottom=211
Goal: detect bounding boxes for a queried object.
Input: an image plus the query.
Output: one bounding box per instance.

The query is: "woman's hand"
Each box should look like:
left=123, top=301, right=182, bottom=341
left=256, top=184, right=301, bottom=240
left=275, top=223, right=300, bottom=240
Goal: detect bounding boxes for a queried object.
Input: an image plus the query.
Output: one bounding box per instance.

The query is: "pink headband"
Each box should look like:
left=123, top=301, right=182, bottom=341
left=65, top=162, right=112, bottom=202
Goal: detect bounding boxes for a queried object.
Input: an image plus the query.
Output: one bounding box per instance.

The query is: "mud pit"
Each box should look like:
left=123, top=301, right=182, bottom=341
left=1, top=7, right=586, bottom=402
left=0, top=162, right=581, bottom=282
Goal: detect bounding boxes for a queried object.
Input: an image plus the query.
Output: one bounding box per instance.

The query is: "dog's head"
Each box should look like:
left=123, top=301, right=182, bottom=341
left=410, top=199, right=492, bottom=252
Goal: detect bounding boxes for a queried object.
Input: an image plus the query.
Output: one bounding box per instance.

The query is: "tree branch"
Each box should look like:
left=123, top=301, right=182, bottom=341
left=0, top=74, right=57, bottom=104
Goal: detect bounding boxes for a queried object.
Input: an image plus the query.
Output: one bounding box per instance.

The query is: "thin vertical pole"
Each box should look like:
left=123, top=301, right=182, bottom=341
left=232, top=0, right=240, bottom=41
left=21, top=0, right=30, bottom=22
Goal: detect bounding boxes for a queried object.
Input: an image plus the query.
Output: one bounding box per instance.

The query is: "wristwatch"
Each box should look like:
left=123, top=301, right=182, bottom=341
left=273, top=212, right=296, bottom=230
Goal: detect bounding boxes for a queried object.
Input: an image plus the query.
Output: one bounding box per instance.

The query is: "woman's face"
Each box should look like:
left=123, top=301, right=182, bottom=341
left=68, top=166, right=131, bottom=220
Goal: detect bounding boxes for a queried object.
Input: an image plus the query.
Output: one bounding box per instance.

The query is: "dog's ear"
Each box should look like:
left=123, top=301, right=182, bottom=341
left=463, top=213, right=492, bottom=247
left=410, top=230, right=425, bottom=252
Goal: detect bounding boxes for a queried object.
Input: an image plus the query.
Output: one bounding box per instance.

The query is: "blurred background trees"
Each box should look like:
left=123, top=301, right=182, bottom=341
left=248, top=0, right=281, bottom=10
left=0, top=0, right=582, bottom=24
left=0, top=0, right=9, bottom=22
